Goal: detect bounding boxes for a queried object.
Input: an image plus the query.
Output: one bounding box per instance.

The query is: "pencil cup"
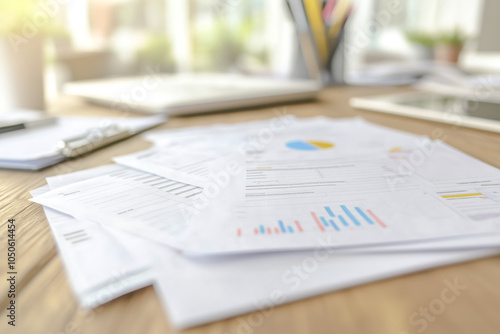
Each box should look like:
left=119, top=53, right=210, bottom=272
left=324, top=30, right=345, bottom=86
left=0, top=36, right=45, bottom=113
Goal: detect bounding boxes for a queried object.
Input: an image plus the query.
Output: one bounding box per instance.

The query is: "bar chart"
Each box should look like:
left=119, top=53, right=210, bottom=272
left=237, top=204, right=387, bottom=236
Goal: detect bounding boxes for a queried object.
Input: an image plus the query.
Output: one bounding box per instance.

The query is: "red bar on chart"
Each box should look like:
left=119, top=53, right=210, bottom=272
left=367, top=209, right=387, bottom=228
left=311, top=212, right=325, bottom=232
left=295, top=220, right=304, bottom=232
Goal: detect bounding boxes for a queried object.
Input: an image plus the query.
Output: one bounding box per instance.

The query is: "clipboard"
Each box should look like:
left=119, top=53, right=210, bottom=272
left=0, top=114, right=167, bottom=170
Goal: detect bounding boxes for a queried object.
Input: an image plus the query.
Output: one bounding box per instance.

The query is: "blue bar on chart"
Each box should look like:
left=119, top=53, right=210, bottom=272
left=259, top=225, right=265, bottom=234
left=340, top=205, right=361, bottom=226
left=324, top=206, right=335, bottom=217
left=319, top=216, right=329, bottom=227
left=329, top=219, right=340, bottom=231
left=278, top=220, right=286, bottom=233
left=355, top=207, right=375, bottom=225
left=287, top=226, right=294, bottom=233
left=338, top=215, right=349, bottom=227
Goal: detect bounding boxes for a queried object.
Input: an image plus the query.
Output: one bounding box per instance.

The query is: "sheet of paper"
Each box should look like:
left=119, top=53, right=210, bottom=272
left=32, top=166, right=202, bottom=250
left=114, top=147, right=218, bottom=187
left=114, top=117, right=304, bottom=185
left=143, top=117, right=430, bottom=160
left=152, top=245, right=500, bottom=328
left=31, top=168, right=156, bottom=308
left=119, top=117, right=428, bottom=187
left=182, top=139, right=500, bottom=253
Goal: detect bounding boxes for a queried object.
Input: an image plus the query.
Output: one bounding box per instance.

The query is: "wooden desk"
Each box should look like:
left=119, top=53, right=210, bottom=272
left=2, top=86, right=500, bottom=334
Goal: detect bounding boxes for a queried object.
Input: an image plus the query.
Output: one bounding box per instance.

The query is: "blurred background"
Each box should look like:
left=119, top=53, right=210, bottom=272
left=0, top=0, right=498, bottom=112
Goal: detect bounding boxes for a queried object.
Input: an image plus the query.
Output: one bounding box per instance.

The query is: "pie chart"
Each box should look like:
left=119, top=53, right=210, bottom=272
left=286, top=140, right=335, bottom=151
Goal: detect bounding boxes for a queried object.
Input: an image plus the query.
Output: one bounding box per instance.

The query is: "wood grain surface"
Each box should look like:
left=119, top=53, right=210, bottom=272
left=1, top=86, right=500, bottom=334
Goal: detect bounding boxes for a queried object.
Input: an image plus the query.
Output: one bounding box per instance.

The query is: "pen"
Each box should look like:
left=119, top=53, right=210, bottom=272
left=0, top=117, right=58, bottom=134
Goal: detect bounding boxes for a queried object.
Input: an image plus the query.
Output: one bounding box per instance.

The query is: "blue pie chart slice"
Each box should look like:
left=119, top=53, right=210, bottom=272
left=286, top=141, right=319, bottom=151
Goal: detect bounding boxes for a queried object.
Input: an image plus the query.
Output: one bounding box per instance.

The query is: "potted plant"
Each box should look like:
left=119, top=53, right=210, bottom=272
left=405, top=31, right=436, bottom=60
left=434, top=29, right=467, bottom=63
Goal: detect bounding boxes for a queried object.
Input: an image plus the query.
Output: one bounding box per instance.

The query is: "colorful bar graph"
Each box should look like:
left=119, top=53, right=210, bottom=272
left=329, top=219, right=340, bottom=231
left=324, top=206, right=335, bottom=217
left=246, top=205, right=387, bottom=238
left=338, top=215, right=348, bottom=227
left=355, top=207, right=374, bottom=225
left=340, top=205, right=360, bottom=226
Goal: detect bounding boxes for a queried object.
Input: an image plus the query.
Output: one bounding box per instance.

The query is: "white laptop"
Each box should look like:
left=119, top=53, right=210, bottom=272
left=64, top=73, right=321, bottom=115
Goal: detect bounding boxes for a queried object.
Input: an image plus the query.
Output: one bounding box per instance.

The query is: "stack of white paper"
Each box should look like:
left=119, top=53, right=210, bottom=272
left=30, top=116, right=500, bottom=328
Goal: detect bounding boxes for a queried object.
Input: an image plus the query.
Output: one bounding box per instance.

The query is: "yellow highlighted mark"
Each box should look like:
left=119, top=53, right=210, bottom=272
left=307, top=141, right=334, bottom=149
left=387, top=147, right=403, bottom=153
left=441, top=193, right=483, bottom=199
